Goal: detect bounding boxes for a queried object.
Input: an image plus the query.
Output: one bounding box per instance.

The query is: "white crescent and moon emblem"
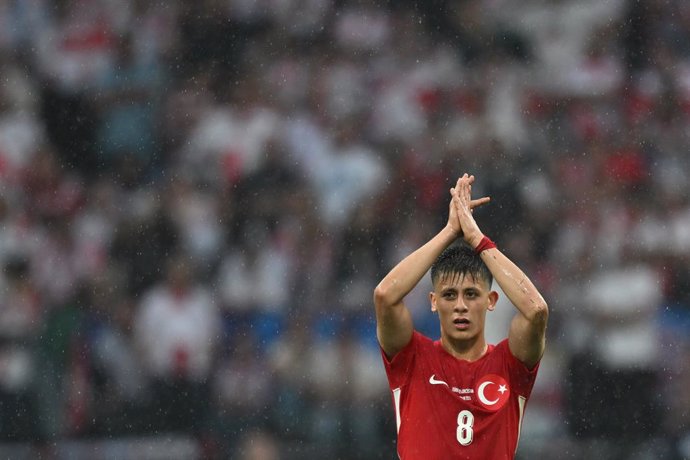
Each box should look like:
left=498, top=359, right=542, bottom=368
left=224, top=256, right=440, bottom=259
left=475, top=374, right=509, bottom=411
left=477, top=381, right=499, bottom=405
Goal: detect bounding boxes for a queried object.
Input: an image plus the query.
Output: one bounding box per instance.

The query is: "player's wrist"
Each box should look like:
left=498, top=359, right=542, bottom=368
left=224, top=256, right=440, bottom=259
left=444, top=223, right=461, bottom=239
left=462, top=230, right=483, bottom=248
left=473, top=234, right=497, bottom=254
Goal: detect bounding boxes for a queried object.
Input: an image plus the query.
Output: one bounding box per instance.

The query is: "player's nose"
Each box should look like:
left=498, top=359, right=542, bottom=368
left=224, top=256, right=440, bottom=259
left=454, top=299, right=469, bottom=312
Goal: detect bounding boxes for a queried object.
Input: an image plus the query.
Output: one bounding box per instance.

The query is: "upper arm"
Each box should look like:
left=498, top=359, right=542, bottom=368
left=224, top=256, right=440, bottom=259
left=374, top=292, right=414, bottom=360
left=508, top=301, right=548, bottom=369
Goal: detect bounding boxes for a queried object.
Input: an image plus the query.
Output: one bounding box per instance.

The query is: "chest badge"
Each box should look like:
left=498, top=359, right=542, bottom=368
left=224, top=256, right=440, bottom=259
left=475, top=374, right=510, bottom=411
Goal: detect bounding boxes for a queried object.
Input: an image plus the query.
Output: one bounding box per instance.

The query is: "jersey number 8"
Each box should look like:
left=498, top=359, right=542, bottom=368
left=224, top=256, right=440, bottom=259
left=456, top=410, right=474, bottom=446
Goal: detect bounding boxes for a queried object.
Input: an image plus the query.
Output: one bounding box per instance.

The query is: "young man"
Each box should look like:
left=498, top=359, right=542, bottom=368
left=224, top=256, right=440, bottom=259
left=373, top=174, right=548, bottom=459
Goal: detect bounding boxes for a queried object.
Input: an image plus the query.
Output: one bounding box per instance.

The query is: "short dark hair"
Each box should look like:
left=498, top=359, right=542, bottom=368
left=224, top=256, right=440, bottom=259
left=430, top=243, right=493, bottom=288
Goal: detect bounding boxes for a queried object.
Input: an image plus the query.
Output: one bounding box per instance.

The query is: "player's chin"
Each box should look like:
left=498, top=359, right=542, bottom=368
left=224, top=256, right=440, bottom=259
left=445, top=323, right=472, bottom=338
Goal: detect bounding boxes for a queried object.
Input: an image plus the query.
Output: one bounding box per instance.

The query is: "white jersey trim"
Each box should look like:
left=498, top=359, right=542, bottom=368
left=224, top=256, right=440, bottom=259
left=515, top=395, right=527, bottom=454
left=393, top=387, right=402, bottom=434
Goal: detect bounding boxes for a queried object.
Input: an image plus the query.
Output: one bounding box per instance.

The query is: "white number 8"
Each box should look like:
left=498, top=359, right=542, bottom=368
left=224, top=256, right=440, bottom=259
left=456, top=410, right=474, bottom=446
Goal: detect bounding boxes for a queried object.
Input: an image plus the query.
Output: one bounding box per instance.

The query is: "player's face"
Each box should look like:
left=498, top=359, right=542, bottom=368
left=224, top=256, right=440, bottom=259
left=430, top=272, right=497, bottom=344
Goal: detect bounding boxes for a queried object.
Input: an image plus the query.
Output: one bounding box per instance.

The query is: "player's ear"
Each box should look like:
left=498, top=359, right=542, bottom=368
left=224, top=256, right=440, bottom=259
left=487, top=290, right=499, bottom=311
left=429, top=292, right=437, bottom=312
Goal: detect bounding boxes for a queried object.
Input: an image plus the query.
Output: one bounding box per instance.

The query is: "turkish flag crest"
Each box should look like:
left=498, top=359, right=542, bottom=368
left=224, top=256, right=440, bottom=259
left=475, top=374, right=510, bottom=411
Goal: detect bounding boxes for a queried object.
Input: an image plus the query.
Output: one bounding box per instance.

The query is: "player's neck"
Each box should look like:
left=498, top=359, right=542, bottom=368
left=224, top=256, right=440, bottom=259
left=441, top=335, right=488, bottom=362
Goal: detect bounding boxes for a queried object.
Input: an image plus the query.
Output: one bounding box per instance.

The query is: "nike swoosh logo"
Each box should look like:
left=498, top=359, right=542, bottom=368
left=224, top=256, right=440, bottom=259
left=429, top=374, right=449, bottom=387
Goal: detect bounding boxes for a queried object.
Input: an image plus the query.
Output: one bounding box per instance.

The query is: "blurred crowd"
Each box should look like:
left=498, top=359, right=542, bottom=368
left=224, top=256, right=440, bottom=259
left=0, top=0, right=690, bottom=458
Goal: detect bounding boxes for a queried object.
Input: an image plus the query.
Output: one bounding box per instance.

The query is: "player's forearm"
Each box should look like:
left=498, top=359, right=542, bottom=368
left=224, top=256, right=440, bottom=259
left=374, top=225, right=458, bottom=308
left=480, top=246, right=548, bottom=322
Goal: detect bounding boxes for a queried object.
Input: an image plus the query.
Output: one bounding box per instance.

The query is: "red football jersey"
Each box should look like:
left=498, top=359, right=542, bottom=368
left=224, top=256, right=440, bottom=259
left=381, top=331, right=539, bottom=460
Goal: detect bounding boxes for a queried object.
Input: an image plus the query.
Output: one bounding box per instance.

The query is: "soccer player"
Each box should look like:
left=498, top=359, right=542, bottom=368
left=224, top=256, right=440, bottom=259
left=373, top=173, right=548, bottom=459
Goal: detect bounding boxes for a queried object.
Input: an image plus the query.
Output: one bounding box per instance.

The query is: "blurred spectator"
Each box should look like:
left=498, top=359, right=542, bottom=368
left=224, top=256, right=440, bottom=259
left=231, top=139, right=303, bottom=235
left=178, top=68, right=281, bottom=186
left=29, top=218, right=88, bottom=309
left=304, top=116, right=387, bottom=228
left=216, top=220, right=295, bottom=349
left=267, top=314, right=316, bottom=443
left=334, top=0, right=391, bottom=54
left=86, top=269, right=148, bottom=435
left=166, top=174, right=223, bottom=268
left=211, top=333, right=274, bottom=455
left=110, top=193, right=179, bottom=295
left=269, top=0, right=333, bottom=43
left=234, top=429, right=280, bottom=460
left=21, top=148, right=84, bottom=224
left=133, top=254, right=220, bottom=434
left=91, top=32, right=165, bottom=168
left=332, top=203, right=386, bottom=314
left=0, top=256, right=40, bottom=341
left=0, top=256, right=39, bottom=440
left=565, top=262, right=664, bottom=457
left=0, top=56, right=43, bottom=182
left=307, top=325, right=389, bottom=458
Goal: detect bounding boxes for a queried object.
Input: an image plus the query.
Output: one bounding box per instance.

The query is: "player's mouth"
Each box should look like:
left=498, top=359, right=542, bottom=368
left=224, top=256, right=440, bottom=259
left=453, top=317, right=470, bottom=330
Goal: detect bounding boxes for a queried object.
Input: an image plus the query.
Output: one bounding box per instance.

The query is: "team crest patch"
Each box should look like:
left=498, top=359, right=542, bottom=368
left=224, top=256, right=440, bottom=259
left=475, top=374, right=510, bottom=411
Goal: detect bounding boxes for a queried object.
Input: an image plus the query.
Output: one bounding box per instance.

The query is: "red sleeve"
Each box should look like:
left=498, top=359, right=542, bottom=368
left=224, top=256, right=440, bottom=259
left=496, top=339, right=540, bottom=397
left=380, top=330, right=422, bottom=390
